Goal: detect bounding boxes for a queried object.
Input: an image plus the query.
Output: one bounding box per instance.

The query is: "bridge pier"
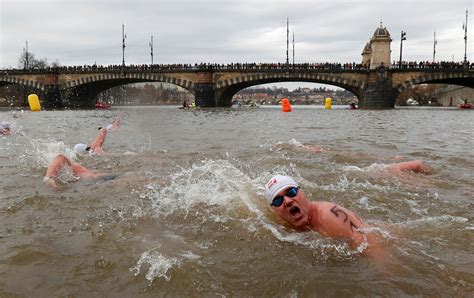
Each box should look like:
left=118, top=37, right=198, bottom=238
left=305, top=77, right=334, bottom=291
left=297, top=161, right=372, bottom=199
left=359, top=65, right=399, bottom=109
left=360, top=81, right=399, bottom=108
left=194, top=83, right=216, bottom=107
left=43, top=85, right=63, bottom=108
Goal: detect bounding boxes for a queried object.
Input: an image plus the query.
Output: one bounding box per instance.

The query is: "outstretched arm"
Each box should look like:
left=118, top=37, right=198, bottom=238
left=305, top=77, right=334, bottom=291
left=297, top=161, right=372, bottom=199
left=89, top=128, right=107, bottom=154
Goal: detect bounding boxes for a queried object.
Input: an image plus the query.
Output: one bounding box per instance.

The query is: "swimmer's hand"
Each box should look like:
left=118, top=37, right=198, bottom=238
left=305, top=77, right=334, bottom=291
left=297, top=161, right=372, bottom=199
left=43, top=176, right=58, bottom=188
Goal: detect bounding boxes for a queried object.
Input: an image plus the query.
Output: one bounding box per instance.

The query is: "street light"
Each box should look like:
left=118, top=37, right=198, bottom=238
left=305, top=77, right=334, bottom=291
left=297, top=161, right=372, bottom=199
left=463, top=9, right=468, bottom=63
left=122, top=24, right=127, bottom=69
left=24, top=40, right=29, bottom=69
left=286, top=18, right=289, bottom=69
left=149, top=35, right=154, bottom=65
left=399, top=30, right=406, bottom=68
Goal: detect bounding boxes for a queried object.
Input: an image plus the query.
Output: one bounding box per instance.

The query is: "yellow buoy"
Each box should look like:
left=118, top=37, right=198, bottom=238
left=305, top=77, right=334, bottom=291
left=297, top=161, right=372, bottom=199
left=325, top=97, right=332, bottom=109
left=27, top=94, right=42, bottom=111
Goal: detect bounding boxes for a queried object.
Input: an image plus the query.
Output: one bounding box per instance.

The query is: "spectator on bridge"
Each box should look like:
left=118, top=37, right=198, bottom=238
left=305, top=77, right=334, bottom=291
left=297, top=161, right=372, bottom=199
left=263, top=175, right=386, bottom=260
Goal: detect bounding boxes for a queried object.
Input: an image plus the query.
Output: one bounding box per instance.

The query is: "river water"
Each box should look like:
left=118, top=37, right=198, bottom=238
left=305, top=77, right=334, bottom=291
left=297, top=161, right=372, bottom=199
left=0, top=105, right=473, bottom=296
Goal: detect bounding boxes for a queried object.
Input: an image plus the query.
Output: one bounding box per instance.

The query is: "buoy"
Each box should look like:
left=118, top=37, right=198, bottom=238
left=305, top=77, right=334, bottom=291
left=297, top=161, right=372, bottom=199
left=281, top=97, right=292, bottom=112
left=27, top=94, right=41, bottom=111
left=325, top=97, right=332, bottom=109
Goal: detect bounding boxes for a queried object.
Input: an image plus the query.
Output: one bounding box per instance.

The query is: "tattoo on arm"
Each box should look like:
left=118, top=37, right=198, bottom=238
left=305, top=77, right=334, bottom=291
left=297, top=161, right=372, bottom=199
left=330, top=205, right=348, bottom=222
left=331, top=205, right=360, bottom=232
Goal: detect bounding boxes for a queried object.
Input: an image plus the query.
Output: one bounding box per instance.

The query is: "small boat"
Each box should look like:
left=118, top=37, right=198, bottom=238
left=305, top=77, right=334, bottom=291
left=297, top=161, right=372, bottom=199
left=95, top=102, right=112, bottom=109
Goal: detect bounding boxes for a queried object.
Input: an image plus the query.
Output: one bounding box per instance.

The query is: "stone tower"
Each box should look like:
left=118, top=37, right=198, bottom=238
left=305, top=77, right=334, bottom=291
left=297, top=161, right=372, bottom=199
left=361, top=42, right=372, bottom=68
left=369, top=22, right=392, bottom=69
left=361, top=22, right=392, bottom=69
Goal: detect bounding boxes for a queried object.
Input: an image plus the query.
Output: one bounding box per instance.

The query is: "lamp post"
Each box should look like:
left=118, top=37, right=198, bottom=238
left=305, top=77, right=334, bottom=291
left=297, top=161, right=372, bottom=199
left=122, top=24, right=127, bottom=69
left=463, top=9, right=468, bottom=63
left=292, top=31, right=295, bottom=67
left=24, top=41, right=29, bottom=69
left=399, top=30, right=406, bottom=68
left=149, top=35, right=154, bottom=65
left=286, top=18, right=289, bottom=69
left=433, top=31, right=437, bottom=63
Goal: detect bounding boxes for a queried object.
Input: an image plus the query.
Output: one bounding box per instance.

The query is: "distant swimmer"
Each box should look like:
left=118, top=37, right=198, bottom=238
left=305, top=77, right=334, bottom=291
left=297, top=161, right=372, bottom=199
left=264, top=175, right=385, bottom=260
left=1, top=121, right=11, bottom=135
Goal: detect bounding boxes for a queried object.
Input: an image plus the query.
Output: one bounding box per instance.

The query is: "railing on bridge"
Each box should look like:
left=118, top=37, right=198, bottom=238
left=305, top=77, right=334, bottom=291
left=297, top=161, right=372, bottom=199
left=1, top=61, right=472, bottom=75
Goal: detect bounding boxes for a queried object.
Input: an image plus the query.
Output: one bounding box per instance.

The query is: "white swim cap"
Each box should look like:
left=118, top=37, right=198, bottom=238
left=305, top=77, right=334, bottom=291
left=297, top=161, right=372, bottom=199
left=74, top=143, right=90, bottom=152
left=1, top=121, right=11, bottom=129
left=264, top=175, right=299, bottom=203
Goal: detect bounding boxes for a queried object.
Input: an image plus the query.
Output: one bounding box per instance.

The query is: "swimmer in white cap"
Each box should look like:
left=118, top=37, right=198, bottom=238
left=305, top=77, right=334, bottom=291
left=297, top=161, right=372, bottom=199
left=264, top=174, right=385, bottom=259
left=74, top=127, right=108, bottom=155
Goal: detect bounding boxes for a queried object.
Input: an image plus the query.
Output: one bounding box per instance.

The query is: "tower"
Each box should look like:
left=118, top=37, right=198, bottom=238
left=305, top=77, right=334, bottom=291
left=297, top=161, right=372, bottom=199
left=368, top=22, right=392, bottom=69
left=361, top=42, right=372, bottom=67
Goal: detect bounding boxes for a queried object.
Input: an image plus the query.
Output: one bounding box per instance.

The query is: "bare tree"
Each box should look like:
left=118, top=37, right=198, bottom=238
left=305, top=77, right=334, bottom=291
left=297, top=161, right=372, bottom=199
left=18, top=49, right=50, bottom=69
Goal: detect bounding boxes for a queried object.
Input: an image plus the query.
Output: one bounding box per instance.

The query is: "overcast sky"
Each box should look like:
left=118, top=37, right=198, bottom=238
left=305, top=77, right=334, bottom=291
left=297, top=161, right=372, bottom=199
left=1, top=0, right=472, bottom=69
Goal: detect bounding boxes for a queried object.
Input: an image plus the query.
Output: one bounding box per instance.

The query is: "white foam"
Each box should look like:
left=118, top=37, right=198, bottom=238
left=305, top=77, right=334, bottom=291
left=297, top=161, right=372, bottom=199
left=130, top=249, right=179, bottom=284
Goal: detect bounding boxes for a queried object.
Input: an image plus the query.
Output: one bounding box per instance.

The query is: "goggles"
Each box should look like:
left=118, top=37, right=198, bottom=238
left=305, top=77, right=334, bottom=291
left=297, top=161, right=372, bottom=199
left=271, top=187, right=299, bottom=207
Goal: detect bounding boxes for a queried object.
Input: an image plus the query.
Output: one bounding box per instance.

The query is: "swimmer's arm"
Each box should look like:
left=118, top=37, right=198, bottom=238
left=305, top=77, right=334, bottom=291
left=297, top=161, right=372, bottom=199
left=320, top=204, right=368, bottom=248
left=90, top=128, right=107, bottom=150
left=321, top=204, right=385, bottom=258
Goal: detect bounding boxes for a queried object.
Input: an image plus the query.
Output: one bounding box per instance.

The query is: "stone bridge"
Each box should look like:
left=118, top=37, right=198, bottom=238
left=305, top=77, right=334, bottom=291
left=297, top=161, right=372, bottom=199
left=1, top=65, right=473, bottom=108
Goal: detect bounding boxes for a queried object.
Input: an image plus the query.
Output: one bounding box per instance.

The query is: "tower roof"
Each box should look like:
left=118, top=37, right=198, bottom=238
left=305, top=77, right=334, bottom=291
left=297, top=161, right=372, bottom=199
left=372, top=22, right=391, bottom=39
left=362, top=42, right=372, bottom=54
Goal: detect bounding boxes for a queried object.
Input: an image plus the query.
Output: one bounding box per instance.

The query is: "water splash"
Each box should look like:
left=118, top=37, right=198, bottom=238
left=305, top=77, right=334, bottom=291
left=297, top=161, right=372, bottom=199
left=130, top=249, right=179, bottom=284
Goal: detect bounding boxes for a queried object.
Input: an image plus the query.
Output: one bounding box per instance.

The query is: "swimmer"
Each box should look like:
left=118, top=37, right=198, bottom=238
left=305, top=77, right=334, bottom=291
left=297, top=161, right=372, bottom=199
left=74, top=127, right=108, bottom=155
left=386, top=160, right=431, bottom=174
left=1, top=121, right=11, bottom=135
left=43, top=154, right=106, bottom=188
left=264, top=175, right=385, bottom=259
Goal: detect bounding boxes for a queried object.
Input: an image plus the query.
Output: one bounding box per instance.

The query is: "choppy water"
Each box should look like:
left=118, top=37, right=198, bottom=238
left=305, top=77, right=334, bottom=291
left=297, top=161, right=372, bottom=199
left=0, top=105, right=473, bottom=296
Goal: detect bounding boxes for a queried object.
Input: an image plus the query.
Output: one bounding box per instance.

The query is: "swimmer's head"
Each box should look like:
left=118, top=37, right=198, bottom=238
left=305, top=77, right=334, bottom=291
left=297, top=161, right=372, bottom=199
left=264, top=175, right=299, bottom=204
left=1, top=121, right=11, bottom=129
left=74, top=143, right=91, bottom=153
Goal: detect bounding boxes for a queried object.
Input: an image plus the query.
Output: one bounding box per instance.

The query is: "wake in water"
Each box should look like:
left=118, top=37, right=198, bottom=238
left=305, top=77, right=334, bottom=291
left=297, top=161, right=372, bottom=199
left=130, top=158, right=381, bottom=284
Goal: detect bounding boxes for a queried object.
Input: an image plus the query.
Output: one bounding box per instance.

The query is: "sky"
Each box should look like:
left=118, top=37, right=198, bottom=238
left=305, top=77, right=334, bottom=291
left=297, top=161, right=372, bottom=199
left=1, top=0, right=473, bottom=89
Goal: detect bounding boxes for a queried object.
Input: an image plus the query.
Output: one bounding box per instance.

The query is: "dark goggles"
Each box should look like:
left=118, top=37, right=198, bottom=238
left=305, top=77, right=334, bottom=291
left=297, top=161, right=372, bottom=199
left=271, top=187, right=299, bottom=207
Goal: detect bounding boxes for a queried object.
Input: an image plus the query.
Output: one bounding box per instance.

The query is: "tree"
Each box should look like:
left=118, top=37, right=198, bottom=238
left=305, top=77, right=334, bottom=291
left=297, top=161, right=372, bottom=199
left=17, top=49, right=50, bottom=69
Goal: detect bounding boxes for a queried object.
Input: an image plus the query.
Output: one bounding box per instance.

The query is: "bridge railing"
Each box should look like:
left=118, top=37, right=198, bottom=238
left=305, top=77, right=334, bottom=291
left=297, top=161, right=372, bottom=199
left=1, top=61, right=471, bottom=75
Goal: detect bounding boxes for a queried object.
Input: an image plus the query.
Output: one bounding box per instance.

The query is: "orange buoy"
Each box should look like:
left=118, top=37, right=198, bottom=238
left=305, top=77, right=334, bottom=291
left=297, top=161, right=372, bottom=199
left=281, top=97, right=292, bottom=112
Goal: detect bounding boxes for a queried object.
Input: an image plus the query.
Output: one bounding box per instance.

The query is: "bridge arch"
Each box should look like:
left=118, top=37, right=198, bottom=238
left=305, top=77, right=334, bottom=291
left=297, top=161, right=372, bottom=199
left=0, top=76, right=46, bottom=91
left=60, top=73, right=196, bottom=107
left=214, top=72, right=366, bottom=106
left=395, top=72, right=474, bottom=94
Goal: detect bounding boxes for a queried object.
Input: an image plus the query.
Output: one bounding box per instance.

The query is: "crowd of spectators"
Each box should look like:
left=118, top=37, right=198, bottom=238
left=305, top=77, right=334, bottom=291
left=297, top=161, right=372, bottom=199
left=2, top=60, right=472, bottom=74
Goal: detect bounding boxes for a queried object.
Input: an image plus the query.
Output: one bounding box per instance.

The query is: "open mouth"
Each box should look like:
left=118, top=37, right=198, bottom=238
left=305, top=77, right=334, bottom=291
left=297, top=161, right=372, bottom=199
left=289, top=206, right=300, bottom=216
